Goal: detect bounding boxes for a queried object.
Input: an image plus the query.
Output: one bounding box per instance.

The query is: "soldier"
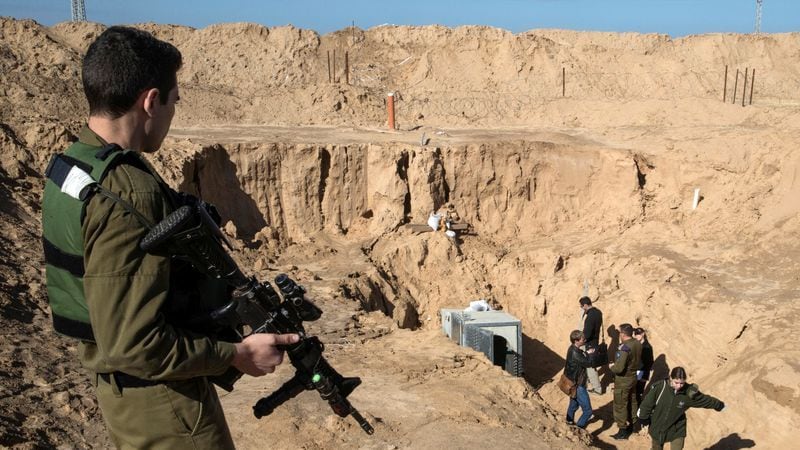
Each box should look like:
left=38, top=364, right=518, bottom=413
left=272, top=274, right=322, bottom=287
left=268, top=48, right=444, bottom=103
left=41, top=26, right=298, bottom=449
left=638, top=367, right=725, bottom=450
left=608, top=323, right=642, bottom=440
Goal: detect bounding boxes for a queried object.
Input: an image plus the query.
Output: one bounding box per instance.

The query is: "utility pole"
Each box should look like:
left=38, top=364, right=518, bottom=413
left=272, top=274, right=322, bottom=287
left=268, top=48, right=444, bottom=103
left=71, top=0, right=86, bottom=22
left=754, top=0, right=763, bottom=34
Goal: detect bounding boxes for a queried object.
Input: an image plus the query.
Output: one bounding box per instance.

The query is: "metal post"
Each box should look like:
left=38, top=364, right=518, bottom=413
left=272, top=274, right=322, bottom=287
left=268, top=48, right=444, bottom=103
left=723, top=65, right=728, bottom=102
left=732, top=69, right=739, bottom=104
left=345, top=51, right=349, bottom=85
left=327, top=51, right=331, bottom=83
left=562, top=67, right=565, bottom=97
left=387, top=93, right=396, bottom=130
left=742, top=67, right=748, bottom=107
left=749, top=69, right=756, bottom=105
left=71, top=0, right=86, bottom=21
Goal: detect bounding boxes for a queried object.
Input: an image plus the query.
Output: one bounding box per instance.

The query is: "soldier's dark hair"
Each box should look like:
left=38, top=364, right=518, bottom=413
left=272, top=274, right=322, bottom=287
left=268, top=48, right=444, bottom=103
left=633, top=327, right=646, bottom=336
left=670, top=367, right=688, bottom=380
left=578, top=296, right=592, bottom=306
left=569, top=330, right=584, bottom=343
left=82, top=26, right=182, bottom=118
left=619, top=323, right=634, bottom=337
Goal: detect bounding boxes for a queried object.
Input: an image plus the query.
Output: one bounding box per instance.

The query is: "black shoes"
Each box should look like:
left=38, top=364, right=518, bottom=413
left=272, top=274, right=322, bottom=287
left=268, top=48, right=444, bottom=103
left=610, top=428, right=631, bottom=440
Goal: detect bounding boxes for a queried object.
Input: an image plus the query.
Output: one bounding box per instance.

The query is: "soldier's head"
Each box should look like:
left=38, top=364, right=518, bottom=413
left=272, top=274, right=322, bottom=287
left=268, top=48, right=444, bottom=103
left=619, top=323, right=634, bottom=339
left=569, top=329, right=585, bottom=346
left=82, top=26, right=182, bottom=152
left=578, top=296, right=592, bottom=311
left=669, top=366, right=687, bottom=390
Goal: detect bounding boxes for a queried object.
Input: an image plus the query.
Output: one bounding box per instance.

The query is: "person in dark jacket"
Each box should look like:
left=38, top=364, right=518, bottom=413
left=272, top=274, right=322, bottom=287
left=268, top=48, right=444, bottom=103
left=565, top=330, right=596, bottom=428
left=579, top=296, right=604, bottom=394
left=634, top=327, right=654, bottom=405
left=638, top=367, right=725, bottom=450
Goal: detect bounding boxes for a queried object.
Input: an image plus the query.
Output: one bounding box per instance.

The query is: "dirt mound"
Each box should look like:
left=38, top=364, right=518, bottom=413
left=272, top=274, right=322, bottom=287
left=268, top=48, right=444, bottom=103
left=1, top=17, right=799, bottom=448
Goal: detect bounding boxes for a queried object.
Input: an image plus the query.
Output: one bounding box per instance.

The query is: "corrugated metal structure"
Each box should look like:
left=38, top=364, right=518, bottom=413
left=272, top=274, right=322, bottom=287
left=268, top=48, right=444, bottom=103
left=440, top=309, right=523, bottom=377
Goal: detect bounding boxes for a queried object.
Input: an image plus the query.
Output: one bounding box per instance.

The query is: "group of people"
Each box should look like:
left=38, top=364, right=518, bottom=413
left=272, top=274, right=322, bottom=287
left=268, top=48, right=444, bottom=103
left=564, top=296, right=725, bottom=449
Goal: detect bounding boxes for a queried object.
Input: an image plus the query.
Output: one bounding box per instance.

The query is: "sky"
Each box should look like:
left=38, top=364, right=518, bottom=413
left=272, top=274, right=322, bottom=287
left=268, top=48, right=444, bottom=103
left=1, top=0, right=798, bottom=37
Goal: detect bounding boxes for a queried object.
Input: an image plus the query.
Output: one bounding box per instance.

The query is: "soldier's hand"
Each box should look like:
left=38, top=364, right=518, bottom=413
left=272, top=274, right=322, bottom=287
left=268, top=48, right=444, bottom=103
left=232, top=333, right=300, bottom=376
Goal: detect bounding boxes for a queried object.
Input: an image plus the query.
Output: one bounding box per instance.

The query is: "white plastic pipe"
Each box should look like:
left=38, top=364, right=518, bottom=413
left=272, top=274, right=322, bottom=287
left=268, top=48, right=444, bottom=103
left=692, top=188, right=701, bottom=210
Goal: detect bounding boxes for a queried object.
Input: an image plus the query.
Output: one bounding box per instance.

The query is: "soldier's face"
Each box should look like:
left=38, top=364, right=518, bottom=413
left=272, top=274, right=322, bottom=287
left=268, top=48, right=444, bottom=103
left=670, top=378, right=686, bottom=390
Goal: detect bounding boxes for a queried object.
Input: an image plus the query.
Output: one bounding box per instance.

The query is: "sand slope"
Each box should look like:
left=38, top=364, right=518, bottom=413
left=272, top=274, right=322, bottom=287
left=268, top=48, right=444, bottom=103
left=1, top=17, right=798, bottom=448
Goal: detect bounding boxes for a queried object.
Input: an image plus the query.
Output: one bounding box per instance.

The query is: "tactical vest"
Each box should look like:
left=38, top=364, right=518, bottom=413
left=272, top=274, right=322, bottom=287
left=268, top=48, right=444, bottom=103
left=43, top=142, right=232, bottom=342
left=41, top=141, right=145, bottom=341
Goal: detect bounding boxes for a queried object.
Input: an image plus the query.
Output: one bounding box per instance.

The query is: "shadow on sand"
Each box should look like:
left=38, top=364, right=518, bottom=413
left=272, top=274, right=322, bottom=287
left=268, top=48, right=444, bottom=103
left=521, top=334, right=564, bottom=388
left=704, top=433, right=756, bottom=450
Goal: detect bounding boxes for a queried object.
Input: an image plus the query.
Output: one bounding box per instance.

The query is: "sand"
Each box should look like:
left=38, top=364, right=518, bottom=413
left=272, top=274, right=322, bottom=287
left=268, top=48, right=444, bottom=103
left=1, top=17, right=798, bottom=448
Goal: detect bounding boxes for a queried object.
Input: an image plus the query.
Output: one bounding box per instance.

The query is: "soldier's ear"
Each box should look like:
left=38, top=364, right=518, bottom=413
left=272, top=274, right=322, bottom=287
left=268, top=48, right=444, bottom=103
left=142, top=88, right=160, bottom=117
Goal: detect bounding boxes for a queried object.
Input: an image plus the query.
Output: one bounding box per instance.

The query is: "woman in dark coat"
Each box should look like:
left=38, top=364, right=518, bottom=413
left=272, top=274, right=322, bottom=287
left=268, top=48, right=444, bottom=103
left=564, top=330, right=595, bottom=428
left=634, top=327, right=654, bottom=404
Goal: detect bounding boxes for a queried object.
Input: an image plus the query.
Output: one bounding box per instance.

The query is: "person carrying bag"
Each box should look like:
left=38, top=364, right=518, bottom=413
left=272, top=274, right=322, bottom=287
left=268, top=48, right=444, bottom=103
left=562, top=330, right=595, bottom=428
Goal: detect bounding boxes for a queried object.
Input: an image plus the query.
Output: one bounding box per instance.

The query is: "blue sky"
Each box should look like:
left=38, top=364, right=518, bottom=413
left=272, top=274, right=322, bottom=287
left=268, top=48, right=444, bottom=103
left=1, top=0, right=798, bottom=37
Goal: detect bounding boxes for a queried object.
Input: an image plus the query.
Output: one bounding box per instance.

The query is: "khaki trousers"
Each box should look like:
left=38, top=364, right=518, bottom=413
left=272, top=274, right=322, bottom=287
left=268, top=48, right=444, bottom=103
left=580, top=344, right=602, bottom=393
left=613, top=377, right=638, bottom=430
left=586, top=366, right=602, bottom=393
left=95, top=374, right=235, bottom=450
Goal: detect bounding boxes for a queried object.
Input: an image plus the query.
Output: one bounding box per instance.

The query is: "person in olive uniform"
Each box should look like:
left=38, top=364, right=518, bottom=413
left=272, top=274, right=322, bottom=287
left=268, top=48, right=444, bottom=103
left=564, top=330, right=596, bottom=428
left=634, top=327, right=654, bottom=405
left=42, top=26, right=298, bottom=449
left=638, top=367, right=725, bottom=450
left=608, top=323, right=642, bottom=440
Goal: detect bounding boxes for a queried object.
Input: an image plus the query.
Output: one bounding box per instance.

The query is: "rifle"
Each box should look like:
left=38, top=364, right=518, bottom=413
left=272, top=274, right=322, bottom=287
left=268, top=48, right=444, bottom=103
left=140, top=201, right=374, bottom=435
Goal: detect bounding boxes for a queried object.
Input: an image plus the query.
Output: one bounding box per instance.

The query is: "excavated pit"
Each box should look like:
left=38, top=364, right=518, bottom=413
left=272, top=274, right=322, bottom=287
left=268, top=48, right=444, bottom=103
left=160, top=127, right=800, bottom=449
left=173, top=131, right=644, bottom=370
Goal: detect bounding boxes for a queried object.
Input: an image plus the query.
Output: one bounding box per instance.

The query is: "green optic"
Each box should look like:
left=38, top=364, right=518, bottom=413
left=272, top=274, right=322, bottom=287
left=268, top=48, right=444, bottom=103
left=312, top=373, right=321, bottom=383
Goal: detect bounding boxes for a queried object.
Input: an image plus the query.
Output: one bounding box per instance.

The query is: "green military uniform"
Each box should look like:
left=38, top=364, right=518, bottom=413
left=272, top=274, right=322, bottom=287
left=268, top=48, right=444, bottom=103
left=638, top=379, right=724, bottom=450
left=609, top=336, right=642, bottom=431
left=46, top=127, right=238, bottom=449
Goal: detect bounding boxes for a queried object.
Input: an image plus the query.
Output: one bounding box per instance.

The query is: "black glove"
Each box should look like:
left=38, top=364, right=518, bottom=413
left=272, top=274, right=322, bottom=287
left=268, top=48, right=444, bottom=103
left=639, top=417, right=651, bottom=427
left=715, top=402, right=725, bottom=412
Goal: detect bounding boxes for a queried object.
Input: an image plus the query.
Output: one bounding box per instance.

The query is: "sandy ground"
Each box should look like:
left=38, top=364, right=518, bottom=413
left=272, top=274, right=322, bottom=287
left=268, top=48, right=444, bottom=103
left=1, top=17, right=799, bottom=449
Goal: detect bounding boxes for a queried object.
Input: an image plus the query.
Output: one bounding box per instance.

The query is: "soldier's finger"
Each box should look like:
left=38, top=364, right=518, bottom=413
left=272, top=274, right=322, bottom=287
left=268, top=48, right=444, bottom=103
left=271, top=333, right=301, bottom=345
